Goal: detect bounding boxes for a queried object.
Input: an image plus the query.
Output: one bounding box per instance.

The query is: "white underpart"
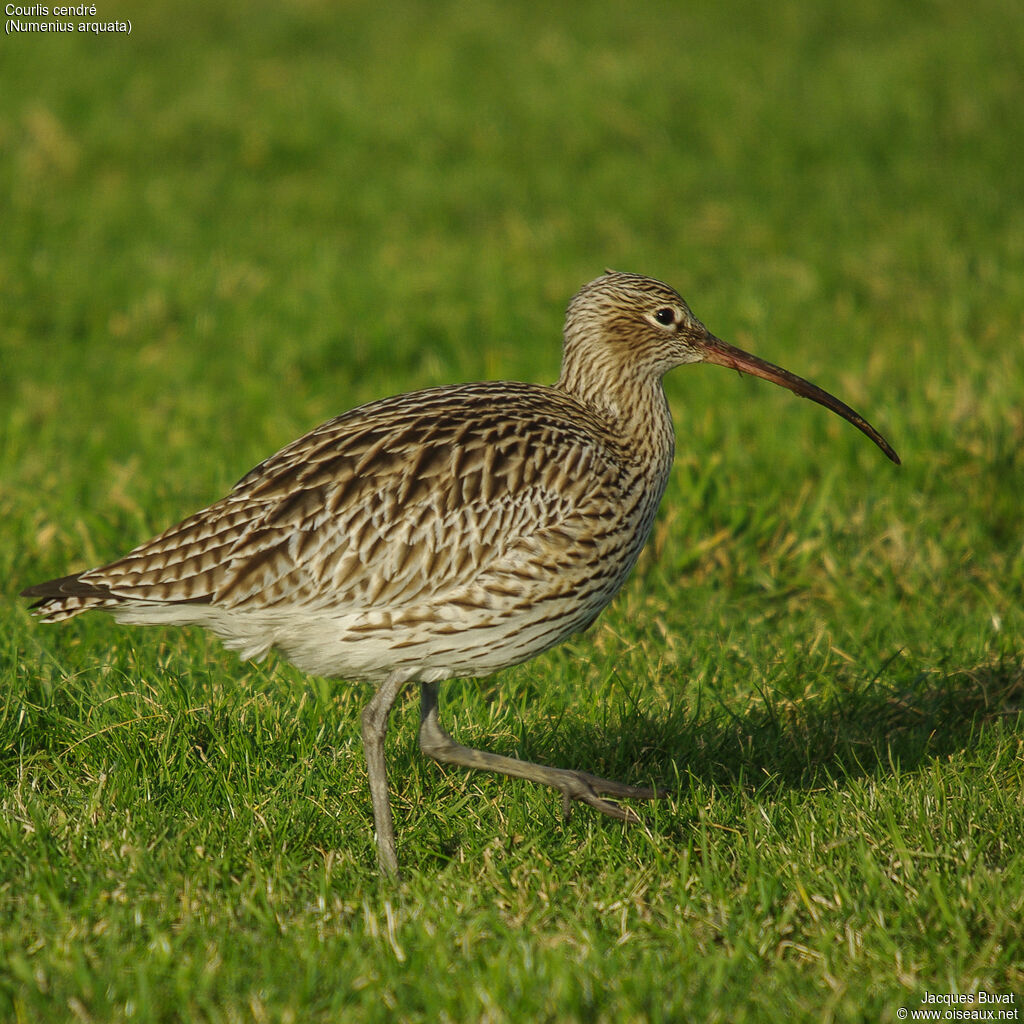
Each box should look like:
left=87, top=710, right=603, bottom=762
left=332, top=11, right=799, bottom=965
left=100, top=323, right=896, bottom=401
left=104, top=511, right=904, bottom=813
left=108, top=595, right=589, bottom=684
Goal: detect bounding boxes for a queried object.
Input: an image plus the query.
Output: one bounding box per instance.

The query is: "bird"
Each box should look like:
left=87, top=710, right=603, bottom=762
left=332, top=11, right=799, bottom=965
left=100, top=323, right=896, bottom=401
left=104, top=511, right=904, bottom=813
left=22, top=271, right=900, bottom=877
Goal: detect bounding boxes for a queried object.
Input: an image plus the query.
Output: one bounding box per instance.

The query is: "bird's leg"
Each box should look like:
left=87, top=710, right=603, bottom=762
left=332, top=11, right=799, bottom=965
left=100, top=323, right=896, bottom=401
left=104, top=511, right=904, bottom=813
left=360, top=671, right=407, bottom=878
left=418, top=682, right=663, bottom=823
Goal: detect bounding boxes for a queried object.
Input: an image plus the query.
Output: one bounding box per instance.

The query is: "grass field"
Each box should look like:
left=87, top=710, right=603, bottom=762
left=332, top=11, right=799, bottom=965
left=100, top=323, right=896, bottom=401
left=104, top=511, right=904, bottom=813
left=2, top=0, right=1023, bottom=1020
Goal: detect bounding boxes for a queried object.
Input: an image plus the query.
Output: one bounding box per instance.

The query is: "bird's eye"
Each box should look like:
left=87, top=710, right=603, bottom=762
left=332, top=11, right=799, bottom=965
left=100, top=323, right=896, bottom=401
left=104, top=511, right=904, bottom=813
left=653, top=307, right=676, bottom=327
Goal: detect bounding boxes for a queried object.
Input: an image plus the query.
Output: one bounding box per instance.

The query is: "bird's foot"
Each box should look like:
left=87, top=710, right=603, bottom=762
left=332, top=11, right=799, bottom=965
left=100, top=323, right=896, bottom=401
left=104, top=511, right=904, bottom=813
left=554, top=769, right=667, bottom=823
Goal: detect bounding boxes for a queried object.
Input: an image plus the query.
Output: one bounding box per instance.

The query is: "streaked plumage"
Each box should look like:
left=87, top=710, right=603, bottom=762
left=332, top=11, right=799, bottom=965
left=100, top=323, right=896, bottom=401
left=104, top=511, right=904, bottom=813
left=23, top=271, right=899, bottom=876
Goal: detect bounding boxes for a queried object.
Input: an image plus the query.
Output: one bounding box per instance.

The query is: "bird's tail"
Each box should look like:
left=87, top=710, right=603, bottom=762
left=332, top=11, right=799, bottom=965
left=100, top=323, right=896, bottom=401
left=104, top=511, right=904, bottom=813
left=21, top=573, right=124, bottom=623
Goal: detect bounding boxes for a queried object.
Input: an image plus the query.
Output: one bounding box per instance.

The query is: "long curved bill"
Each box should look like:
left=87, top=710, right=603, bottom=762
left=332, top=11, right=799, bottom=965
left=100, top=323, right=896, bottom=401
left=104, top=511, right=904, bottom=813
left=695, top=334, right=900, bottom=465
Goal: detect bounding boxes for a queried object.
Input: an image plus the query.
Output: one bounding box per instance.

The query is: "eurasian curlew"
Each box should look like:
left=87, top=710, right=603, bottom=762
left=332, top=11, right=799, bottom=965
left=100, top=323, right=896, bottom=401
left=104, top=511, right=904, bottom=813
left=22, top=271, right=899, bottom=877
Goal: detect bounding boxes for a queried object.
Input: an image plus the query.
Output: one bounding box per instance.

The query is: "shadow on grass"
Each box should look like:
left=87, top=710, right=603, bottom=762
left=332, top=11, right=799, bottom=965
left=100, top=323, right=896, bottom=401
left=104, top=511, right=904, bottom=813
left=401, top=659, right=1023, bottom=872
left=512, top=656, right=1023, bottom=799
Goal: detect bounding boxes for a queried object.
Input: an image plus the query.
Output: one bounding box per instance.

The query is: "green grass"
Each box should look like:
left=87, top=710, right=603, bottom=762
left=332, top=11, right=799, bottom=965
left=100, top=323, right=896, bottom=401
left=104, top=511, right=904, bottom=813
left=2, top=0, right=1023, bottom=1020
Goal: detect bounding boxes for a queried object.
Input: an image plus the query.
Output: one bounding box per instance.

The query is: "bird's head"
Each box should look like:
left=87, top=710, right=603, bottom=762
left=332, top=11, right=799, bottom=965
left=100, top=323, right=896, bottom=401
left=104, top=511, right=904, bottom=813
left=559, top=271, right=900, bottom=464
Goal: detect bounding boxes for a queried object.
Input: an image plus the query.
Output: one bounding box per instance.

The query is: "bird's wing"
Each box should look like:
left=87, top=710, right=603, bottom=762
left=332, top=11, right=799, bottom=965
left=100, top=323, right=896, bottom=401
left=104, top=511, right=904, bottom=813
left=27, top=382, right=631, bottom=618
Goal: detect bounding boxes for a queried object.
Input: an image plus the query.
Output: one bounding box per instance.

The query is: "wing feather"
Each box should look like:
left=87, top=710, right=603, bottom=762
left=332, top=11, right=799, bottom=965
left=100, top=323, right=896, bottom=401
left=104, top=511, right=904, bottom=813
left=25, top=382, right=637, bottom=624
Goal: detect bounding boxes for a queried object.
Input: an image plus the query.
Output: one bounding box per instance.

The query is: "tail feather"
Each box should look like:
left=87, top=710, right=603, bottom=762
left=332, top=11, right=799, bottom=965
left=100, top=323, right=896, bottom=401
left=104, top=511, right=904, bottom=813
left=21, top=572, right=113, bottom=601
left=20, top=572, right=121, bottom=622
left=22, top=567, right=216, bottom=622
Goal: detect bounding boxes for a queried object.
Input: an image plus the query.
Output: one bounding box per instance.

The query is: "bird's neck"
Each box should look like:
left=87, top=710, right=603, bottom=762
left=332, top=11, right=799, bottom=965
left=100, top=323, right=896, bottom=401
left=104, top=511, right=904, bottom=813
left=555, top=364, right=677, bottom=482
